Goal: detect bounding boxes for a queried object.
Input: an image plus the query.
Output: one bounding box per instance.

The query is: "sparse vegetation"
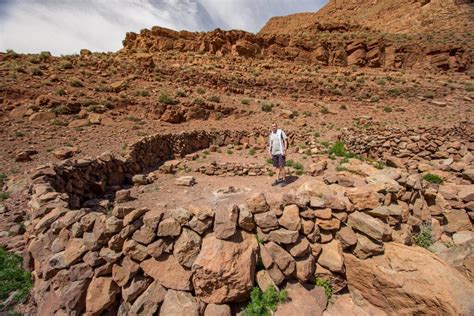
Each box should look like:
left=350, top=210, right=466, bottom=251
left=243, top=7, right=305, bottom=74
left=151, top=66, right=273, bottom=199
left=413, top=224, right=434, bottom=249
left=243, top=287, right=288, bottom=316
left=0, top=247, right=33, bottom=310
left=69, top=78, right=84, bottom=87
left=320, top=106, right=329, bottom=114
left=159, top=93, right=178, bottom=105
left=370, top=95, right=380, bottom=102
left=208, top=95, right=220, bottom=103
left=241, top=98, right=251, bottom=105
left=52, top=119, right=68, bottom=126
left=315, top=277, right=333, bottom=299
left=261, top=103, right=274, bottom=112
left=194, top=98, right=206, bottom=106
left=423, top=173, right=442, bottom=184
left=55, top=87, right=66, bottom=96
left=383, top=106, right=392, bottom=113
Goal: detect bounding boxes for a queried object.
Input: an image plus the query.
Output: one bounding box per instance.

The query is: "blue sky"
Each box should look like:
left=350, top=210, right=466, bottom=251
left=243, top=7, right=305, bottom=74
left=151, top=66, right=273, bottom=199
left=0, top=0, right=325, bottom=55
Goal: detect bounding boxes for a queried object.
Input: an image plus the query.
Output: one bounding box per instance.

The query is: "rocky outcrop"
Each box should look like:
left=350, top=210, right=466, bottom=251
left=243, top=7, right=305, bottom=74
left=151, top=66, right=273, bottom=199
left=344, top=243, right=474, bottom=315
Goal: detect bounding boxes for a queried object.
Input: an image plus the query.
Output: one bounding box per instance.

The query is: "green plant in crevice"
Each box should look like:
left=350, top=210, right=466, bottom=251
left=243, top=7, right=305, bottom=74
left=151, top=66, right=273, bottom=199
left=243, top=287, right=288, bottom=316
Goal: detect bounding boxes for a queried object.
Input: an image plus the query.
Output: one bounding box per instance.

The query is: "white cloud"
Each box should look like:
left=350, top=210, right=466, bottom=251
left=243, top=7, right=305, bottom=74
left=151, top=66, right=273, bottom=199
left=0, top=0, right=325, bottom=55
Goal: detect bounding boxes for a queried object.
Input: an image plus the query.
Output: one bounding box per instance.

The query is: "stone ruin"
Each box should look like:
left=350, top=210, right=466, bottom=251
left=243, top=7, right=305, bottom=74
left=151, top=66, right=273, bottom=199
left=22, top=124, right=474, bottom=315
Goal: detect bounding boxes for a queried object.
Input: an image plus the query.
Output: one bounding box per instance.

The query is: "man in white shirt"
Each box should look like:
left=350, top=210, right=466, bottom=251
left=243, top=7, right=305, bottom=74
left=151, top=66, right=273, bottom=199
left=268, top=122, right=288, bottom=187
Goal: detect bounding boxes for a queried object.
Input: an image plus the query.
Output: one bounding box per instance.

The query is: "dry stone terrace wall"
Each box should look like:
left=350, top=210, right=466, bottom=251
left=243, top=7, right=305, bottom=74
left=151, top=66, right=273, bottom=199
left=23, top=126, right=474, bottom=315
left=340, top=122, right=474, bottom=163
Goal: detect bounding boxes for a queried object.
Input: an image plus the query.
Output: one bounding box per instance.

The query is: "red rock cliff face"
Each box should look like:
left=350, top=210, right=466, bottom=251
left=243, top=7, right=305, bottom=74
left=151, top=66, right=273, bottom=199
left=122, top=25, right=471, bottom=72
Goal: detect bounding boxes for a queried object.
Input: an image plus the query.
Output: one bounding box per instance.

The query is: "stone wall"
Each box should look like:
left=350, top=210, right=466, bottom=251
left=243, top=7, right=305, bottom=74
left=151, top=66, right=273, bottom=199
left=22, top=127, right=474, bottom=315
left=339, top=122, right=474, bottom=163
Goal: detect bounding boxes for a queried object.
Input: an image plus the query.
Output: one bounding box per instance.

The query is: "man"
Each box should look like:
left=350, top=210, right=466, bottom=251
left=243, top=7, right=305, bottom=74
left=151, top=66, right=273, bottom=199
left=268, top=122, right=288, bottom=187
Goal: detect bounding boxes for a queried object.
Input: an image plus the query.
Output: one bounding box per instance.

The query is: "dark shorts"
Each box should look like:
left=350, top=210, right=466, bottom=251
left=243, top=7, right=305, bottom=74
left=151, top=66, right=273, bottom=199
left=272, top=154, right=286, bottom=168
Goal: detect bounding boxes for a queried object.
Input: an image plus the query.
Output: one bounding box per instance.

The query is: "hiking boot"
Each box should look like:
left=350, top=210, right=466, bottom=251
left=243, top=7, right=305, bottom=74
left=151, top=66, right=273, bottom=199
left=271, top=179, right=282, bottom=186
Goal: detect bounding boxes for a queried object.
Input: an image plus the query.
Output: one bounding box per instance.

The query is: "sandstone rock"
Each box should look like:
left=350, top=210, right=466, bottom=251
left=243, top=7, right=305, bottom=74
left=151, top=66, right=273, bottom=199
left=256, top=270, right=277, bottom=292
left=286, top=235, right=310, bottom=258
left=254, top=210, right=278, bottom=229
left=112, top=256, right=140, bottom=287
left=459, top=186, right=474, bottom=202
left=122, top=275, right=152, bottom=303
left=353, top=233, right=384, bottom=259
left=29, top=111, right=55, bottom=122
left=175, top=176, right=196, bottom=186
left=296, top=255, right=315, bottom=282
left=53, top=146, right=78, bottom=159
left=247, top=193, right=270, bottom=214
left=453, top=231, right=474, bottom=245
left=213, top=205, right=238, bottom=239
left=344, top=243, right=474, bottom=315
left=275, top=281, right=325, bottom=316
left=268, top=228, right=298, bottom=244
left=237, top=204, right=255, bottom=231
left=444, top=210, right=472, bottom=233
left=64, top=238, right=87, bottom=266
left=316, top=218, right=340, bottom=231
left=204, top=303, right=232, bottom=316
left=141, top=255, right=193, bottom=291
left=278, top=204, right=301, bottom=231
left=85, top=277, right=120, bottom=315
left=123, top=207, right=148, bottom=226
left=318, top=240, right=344, bottom=273
left=174, top=228, right=202, bottom=268
left=158, top=218, right=182, bottom=237
left=160, top=290, right=200, bottom=316
left=347, top=211, right=389, bottom=242
left=143, top=208, right=164, bottom=230
left=192, top=230, right=257, bottom=303
left=115, top=189, right=132, bottom=203
left=324, top=293, right=387, bottom=316
left=346, top=187, right=380, bottom=210
left=264, top=241, right=296, bottom=276
left=129, top=281, right=167, bottom=315
left=132, top=174, right=148, bottom=185
left=132, top=227, right=155, bottom=245
left=122, top=239, right=148, bottom=261
left=336, top=226, right=358, bottom=250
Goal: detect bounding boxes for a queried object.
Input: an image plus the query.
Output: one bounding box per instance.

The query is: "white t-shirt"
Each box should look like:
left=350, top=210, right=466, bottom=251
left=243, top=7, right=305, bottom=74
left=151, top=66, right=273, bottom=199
left=269, top=129, right=287, bottom=155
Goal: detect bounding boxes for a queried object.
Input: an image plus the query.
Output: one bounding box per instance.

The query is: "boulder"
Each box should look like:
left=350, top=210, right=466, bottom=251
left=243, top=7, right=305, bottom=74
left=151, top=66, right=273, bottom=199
left=192, top=230, right=258, bottom=304
left=204, top=304, right=232, bottom=316
left=346, top=187, right=380, bottom=210
left=278, top=204, right=301, bottom=231
left=344, top=243, right=474, bottom=315
left=174, top=228, right=202, bottom=268
left=318, top=240, right=344, bottom=273
left=336, top=226, right=358, bottom=249
left=129, top=281, right=167, bottom=315
left=213, top=205, right=238, bottom=239
left=160, top=290, right=200, bottom=316
left=157, top=218, right=182, bottom=237
left=353, top=233, right=384, bottom=259
left=247, top=193, right=270, bottom=214
left=254, top=211, right=279, bottom=229
left=140, top=255, right=193, bottom=291
left=444, top=210, right=472, bottom=233
left=256, top=270, right=277, bottom=292
left=275, top=281, right=325, bottom=316
left=85, top=277, right=120, bottom=315
left=347, top=211, right=389, bottom=242
left=268, top=228, right=298, bottom=244
left=264, top=242, right=296, bottom=277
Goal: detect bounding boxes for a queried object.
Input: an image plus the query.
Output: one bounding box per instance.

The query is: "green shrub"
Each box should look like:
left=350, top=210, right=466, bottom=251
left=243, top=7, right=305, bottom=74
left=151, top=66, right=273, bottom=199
left=226, top=149, right=233, bottom=155
left=387, top=88, right=401, bottom=96
left=293, top=162, right=304, bottom=170
left=249, top=148, right=256, bottom=156
left=329, top=142, right=348, bottom=157
left=383, top=106, right=392, bottom=113
left=0, top=247, right=32, bottom=309
left=136, top=89, right=149, bottom=97
left=52, top=119, right=68, bottom=126
left=424, top=92, right=434, bottom=99
left=0, top=173, right=6, bottom=187
left=241, top=98, right=251, bottom=105
left=196, top=87, right=205, bottom=94
left=465, top=84, right=474, bottom=92
left=208, top=95, right=220, bottom=103
left=376, top=78, right=386, bottom=86
left=30, top=67, right=43, bottom=76
left=0, top=191, right=8, bottom=201
left=159, top=93, right=177, bottom=105
left=370, top=95, right=380, bottom=102
left=175, top=90, right=187, bottom=97
left=55, top=87, right=66, bottom=96
left=69, top=78, right=84, bottom=87
left=423, top=173, right=442, bottom=184
left=374, top=161, right=386, bottom=169
left=60, top=61, right=73, bottom=70
left=315, top=278, right=333, bottom=299
left=320, top=106, right=329, bottom=114
left=261, top=103, right=273, bottom=112
left=413, top=224, right=433, bottom=249
left=243, top=287, right=288, bottom=316
left=193, top=98, right=206, bottom=106
left=52, top=106, right=70, bottom=115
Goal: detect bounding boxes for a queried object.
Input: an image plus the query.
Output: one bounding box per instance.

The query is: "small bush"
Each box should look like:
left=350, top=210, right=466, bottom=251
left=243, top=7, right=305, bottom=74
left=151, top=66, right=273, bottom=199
left=0, top=247, right=33, bottom=308
left=208, top=95, right=220, bottom=103
left=339, top=104, right=347, bottom=110
left=376, top=78, right=386, bottom=86
left=52, top=106, right=70, bottom=115
left=293, top=162, right=304, bottom=170
left=424, top=92, right=434, bottom=99
left=60, top=61, right=73, bottom=70
left=315, top=278, right=333, bottom=299
left=14, top=131, right=25, bottom=138
left=243, top=287, right=288, bottom=316
left=249, top=148, right=256, bottom=156
left=30, top=67, right=43, bottom=76
left=387, top=88, right=401, bottom=96
left=193, top=98, right=206, bottom=106
left=0, top=173, right=6, bottom=187
left=226, top=149, right=233, bottom=155
left=320, top=106, right=329, bottom=114
left=241, top=98, right=251, bottom=105
left=196, top=87, right=205, bottom=94
left=383, top=106, right=392, bottom=113
left=0, top=191, right=9, bottom=201
left=423, top=173, right=442, bottom=184
left=55, top=88, right=66, bottom=96
left=52, top=119, right=68, bottom=126
left=159, top=93, right=177, bottom=105
left=69, top=78, right=84, bottom=87
left=465, top=84, right=474, bottom=92
left=136, top=89, right=149, bottom=97
left=370, top=95, right=380, bottom=102
left=374, top=161, right=386, bottom=169
left=175, top=90, right=186, bottom=97
left=413, top=224, right=433, bottom=249
left=329, top=142, right=348, bottom=157
left=261, top=103, right=273, bottom=112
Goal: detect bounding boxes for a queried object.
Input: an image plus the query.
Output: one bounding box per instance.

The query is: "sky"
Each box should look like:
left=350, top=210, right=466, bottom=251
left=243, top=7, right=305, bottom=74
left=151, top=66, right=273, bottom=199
left=0, top=0, right=325, bottom=55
